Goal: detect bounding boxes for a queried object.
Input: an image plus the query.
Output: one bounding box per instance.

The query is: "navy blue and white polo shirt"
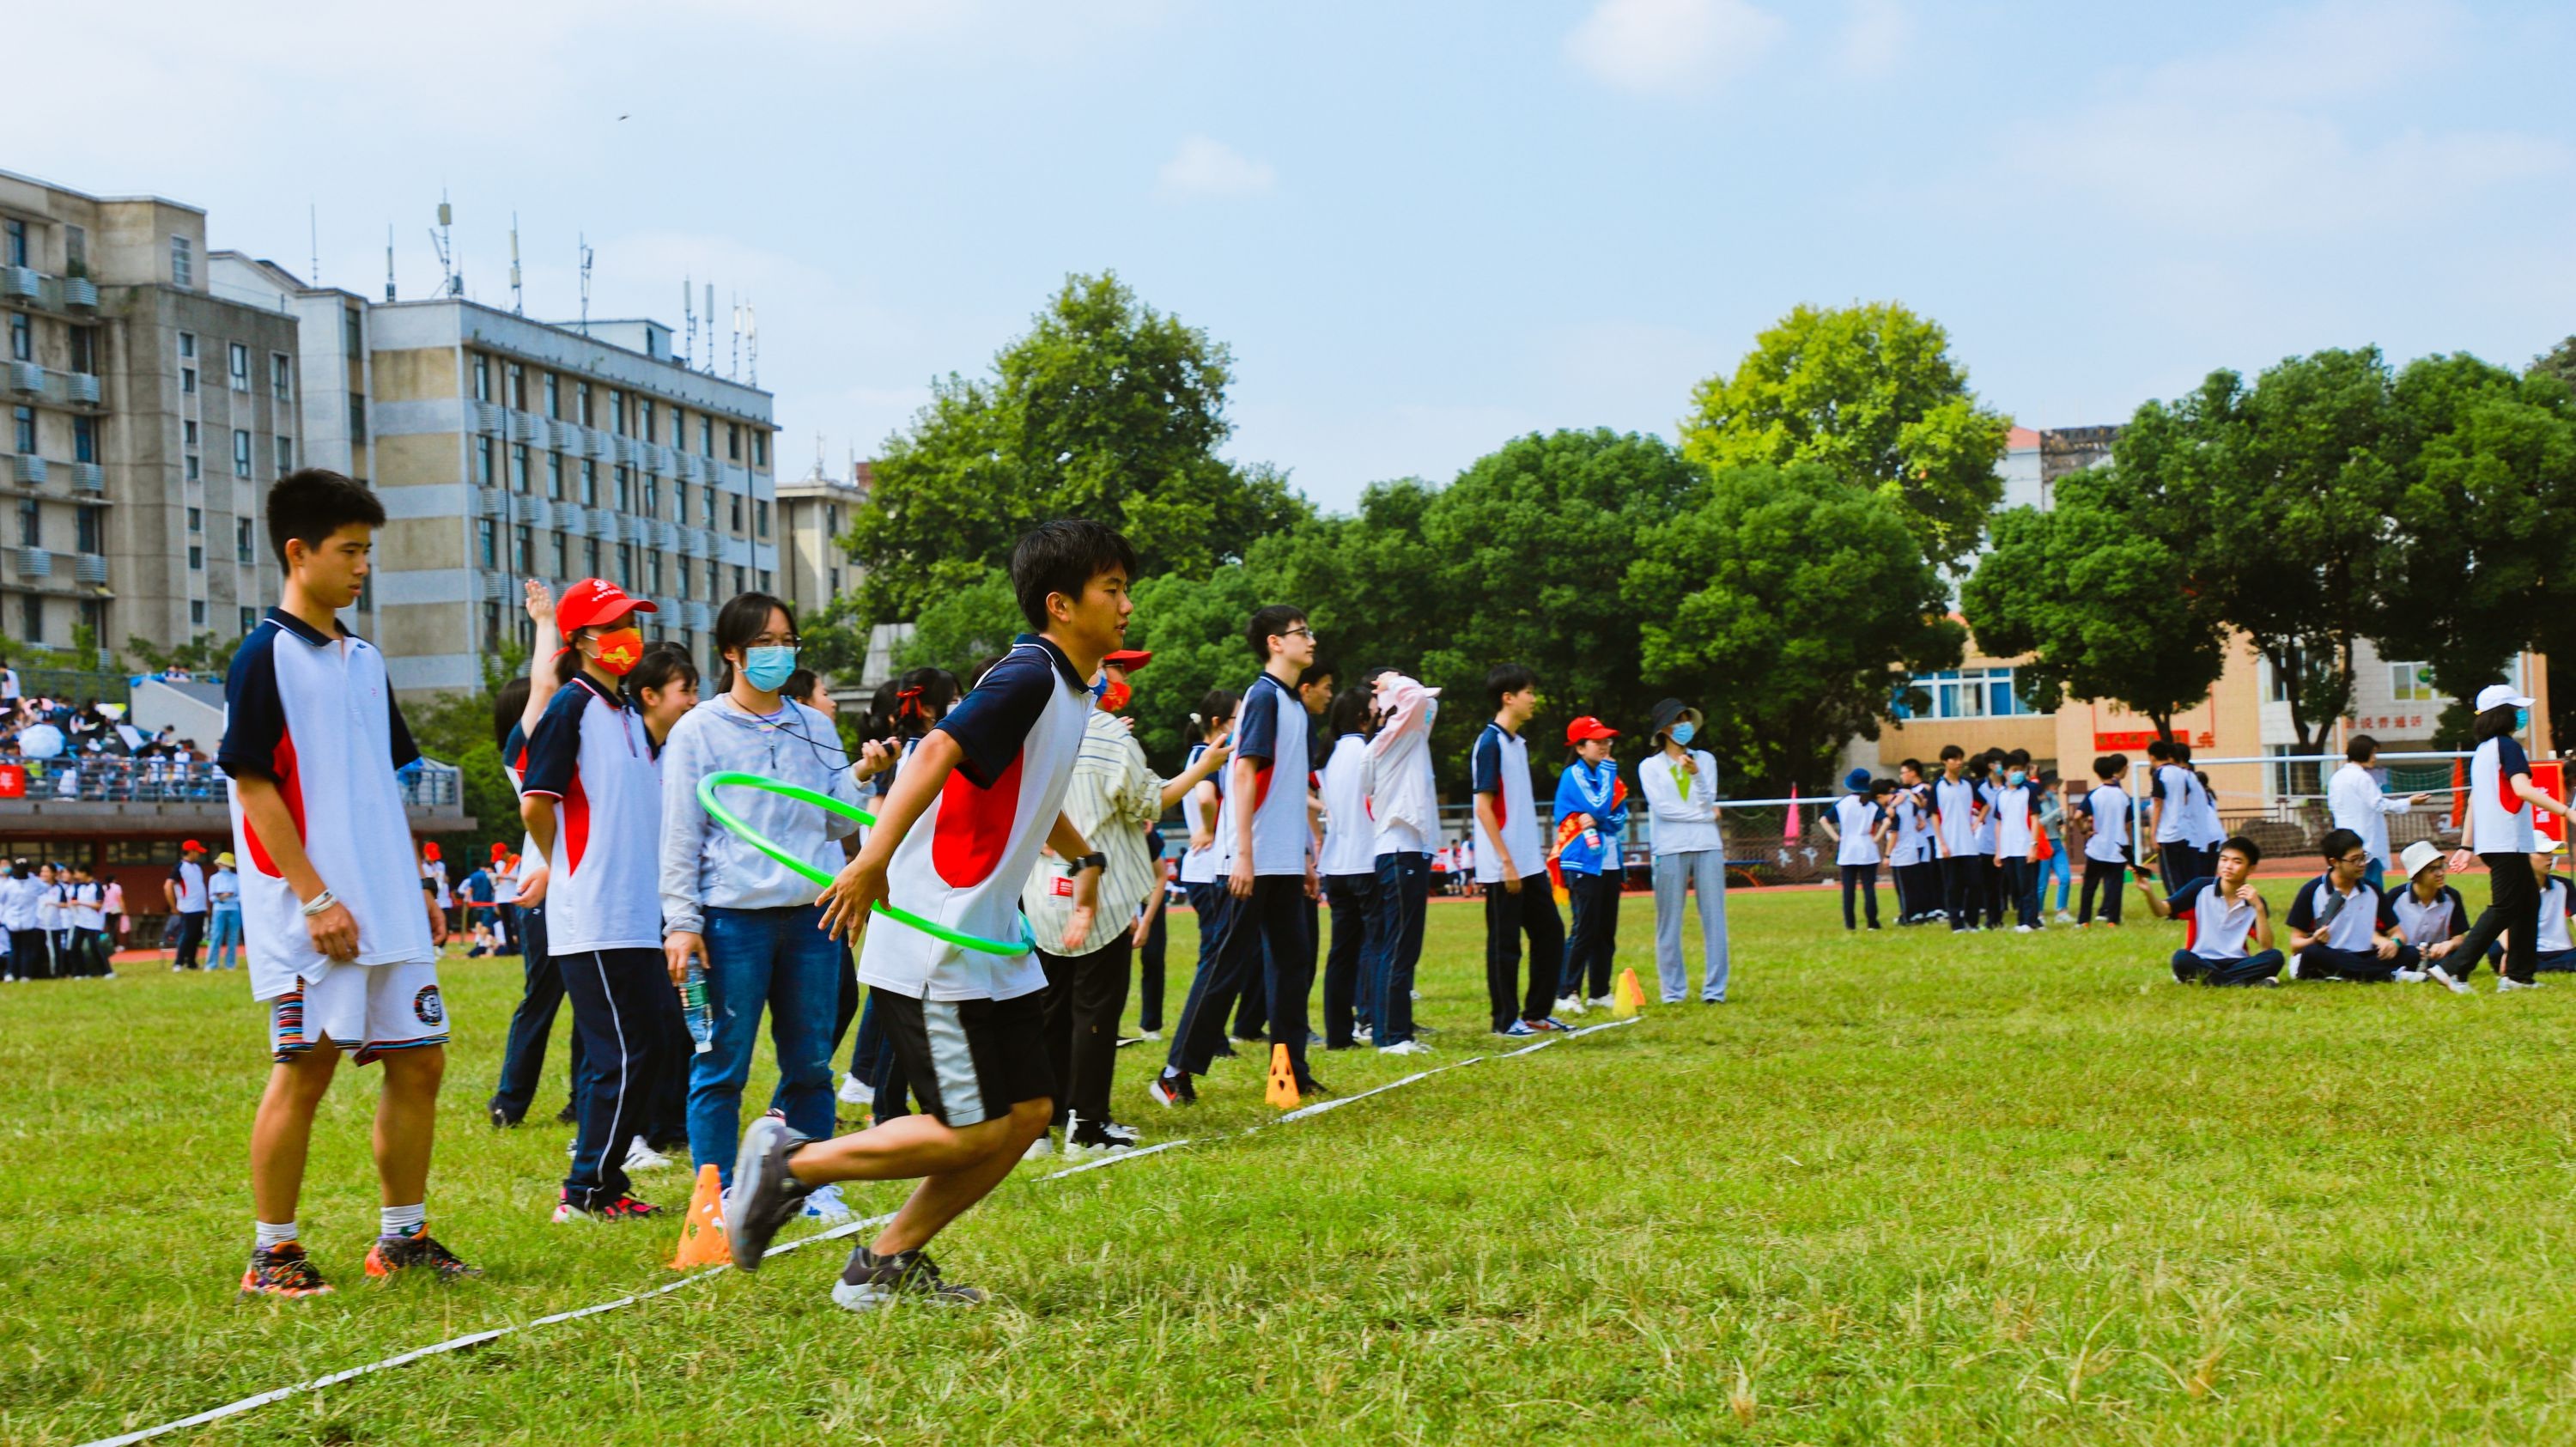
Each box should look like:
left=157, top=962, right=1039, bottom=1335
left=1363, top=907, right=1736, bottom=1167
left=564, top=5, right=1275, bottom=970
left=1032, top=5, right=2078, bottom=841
left=2170, top=877, right=2262, bottom=960
left=1469, top=720, right=1540, bottom=885
left=519, top=673, right=663, bottom=956
left=2468, top=733, right=2537, bottom=855
left=1222, top=672, right=1313, bottom=878
left=2286, top=874, right=2382, bottom=952
left=2378, top=881, right=2468, bottom=951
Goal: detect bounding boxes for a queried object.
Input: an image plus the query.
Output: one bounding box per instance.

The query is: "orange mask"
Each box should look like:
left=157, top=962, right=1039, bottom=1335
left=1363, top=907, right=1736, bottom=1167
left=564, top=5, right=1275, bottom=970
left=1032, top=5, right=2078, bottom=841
left=591, top=627, right=644, bottom=677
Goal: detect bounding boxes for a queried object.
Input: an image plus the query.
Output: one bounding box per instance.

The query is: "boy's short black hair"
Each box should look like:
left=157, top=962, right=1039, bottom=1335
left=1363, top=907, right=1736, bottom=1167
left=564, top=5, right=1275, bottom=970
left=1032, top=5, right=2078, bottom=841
left=2006, top=748, right=2032, bottom=768
left=1869, top=778, right=1897, bottom=796
left=1011, top=519, right=1139, bottom=631
left=267, top=469, right=386, bottom=567
left=1299, top=661, right=1335, bottom=689
left=1899, top=757, right=1924, bottom=778
left=2318, top=827, right=2364, bottom=863
left=1485, top=663, right=1537, bottom=707
left=1938, top=744, right=1965, bottom=763
left=2093, top=753, right=2126, bottom=779
left=1245, top=605, right=1307, bottom=661
left=2219, top=834, right=2263, bottom=867
left=2146, top=739, right=2176, bottom=762
left=2346, top=733, right=2379, bottom=763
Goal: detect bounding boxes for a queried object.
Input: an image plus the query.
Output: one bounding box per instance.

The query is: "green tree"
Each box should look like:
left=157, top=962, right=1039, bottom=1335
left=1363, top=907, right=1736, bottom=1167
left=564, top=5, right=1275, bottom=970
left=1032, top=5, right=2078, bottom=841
left=894, top=567, right=1025, bottom=675
left=1960, top=478, right=2231, bottom=742
left=2530, top=335, right=2576, bottom=397
left=1680, top=302, right=2013, bottom=570
left=1625, top=462, right=1963, bottom=793
left=848, top=271, right=1306, bottom=623
left=125, top=630, right=243, bottom=676
left=406, top=640, right=529, bottom=765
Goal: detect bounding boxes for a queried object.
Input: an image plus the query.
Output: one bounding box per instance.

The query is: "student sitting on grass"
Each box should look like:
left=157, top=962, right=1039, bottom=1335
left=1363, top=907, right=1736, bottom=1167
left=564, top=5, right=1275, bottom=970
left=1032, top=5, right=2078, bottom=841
left=2282, top=828, right=2425, bottom=983
left=2380, top=840, right=2474, bottom=994
left=2132, top=835, right=2282, bottom=987
left=2483, top=842, right=2576, bottom=976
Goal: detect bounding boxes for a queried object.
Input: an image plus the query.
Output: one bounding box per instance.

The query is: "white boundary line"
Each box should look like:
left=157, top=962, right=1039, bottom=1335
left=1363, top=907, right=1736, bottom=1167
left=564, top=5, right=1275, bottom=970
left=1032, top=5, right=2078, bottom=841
left=77, top=1015, right=1640, bottom=1447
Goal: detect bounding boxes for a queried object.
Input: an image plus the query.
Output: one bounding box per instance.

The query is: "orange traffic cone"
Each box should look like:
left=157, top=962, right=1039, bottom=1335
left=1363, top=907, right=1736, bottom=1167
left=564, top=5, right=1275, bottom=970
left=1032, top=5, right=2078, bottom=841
left=1265, top=1043, right=1301, bottom=1110
left=1612, top=968, right=1645, bottom=1018
left=669, top=1163, right=732, bottom=1269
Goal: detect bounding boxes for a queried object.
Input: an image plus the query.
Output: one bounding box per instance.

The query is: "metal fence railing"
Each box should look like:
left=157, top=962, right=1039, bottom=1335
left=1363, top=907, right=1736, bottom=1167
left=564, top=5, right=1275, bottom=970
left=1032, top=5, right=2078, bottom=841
left=0, top=757, right=462, bottom=809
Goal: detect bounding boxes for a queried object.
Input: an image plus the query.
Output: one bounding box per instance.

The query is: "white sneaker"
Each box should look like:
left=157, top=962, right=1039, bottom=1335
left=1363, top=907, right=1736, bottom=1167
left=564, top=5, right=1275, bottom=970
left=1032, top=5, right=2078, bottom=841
left=1554, top=994, right=1583, bottom=1016
left=838, top=1073, right=870, bottom=1106
left=2014, top=925, right=2034, bottom=934
left=2285, top=954, right=2301, bottom=981
left=2393, top=970, right=2428, bottom=982
left=1129, top=1029, right=1162, bottom=1043
left=623, top=1136, right=673, bottom=1172
left=800, top=1182, right=854, bottom=1222
left=2498, top=977, right=2547, bottom=992
left=2428, top=964, right=2474, bottom=994
left=2055, top=910, right=2075, bottom=924
left=1024, top=1133, right=1055, bottom=1160
left=1378, top=1039, right=1434, bottom=1056
left=1588, top=994, right=1613, bottom=1009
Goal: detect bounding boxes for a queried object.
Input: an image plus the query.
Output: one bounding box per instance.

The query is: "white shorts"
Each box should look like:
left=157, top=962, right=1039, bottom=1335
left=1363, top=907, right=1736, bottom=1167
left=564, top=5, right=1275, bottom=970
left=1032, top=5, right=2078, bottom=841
left=268, top=958, right=447, bottom=1066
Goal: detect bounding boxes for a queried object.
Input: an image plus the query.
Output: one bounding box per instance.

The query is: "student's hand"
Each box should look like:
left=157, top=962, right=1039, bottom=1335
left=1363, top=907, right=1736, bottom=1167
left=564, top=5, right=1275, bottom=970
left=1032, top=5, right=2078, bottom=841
left=305, top=897, right=359, bottom=963
left=1500, top=865, right=1522, bottom=894
left=426, top=894, right=448, bottom=947
left=2403, top=793, right=2428, bottom=806
left=818, top=857, right=890, bottom=942
left=1203, top=737, right=1231, bottom=769
left=855, top=737, right=896, bottom=781
left=2428, top=939, right=2457, bottom=960
left=514, top=866, right=548, bottom=908
left=1228, top=856, right=1255, bottom=899
left=2234, top=884, right=2263, bottom=910
left=2447, top=849, right=2476, bottom=874
left=2374, top=936, right=2400, bottom=961
left=1130, top=913, right=1153, bottom=950
left=665, top=930, right=707, bottom=987
left=1304, top=864, right=1321, bottom=903
left=524, top=577, right=556, bottom=626
left=1061, top=903, right=1095, bottom=954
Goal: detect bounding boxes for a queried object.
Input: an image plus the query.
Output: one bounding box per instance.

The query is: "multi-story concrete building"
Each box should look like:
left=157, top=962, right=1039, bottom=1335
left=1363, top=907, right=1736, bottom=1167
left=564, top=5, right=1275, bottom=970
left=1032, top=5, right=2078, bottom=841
left=775, top=456, right=866, bottom=623
left=0, top=168, right=300, bottom=659
left=203, top=269, right=780, bottom=697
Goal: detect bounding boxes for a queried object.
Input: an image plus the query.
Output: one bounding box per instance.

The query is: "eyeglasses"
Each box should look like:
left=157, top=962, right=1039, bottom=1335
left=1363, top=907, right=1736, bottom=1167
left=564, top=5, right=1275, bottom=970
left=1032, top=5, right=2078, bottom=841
left=2335, top=854, right=2370, bottom=867
left=1283, top=626, right=1315, bottom=641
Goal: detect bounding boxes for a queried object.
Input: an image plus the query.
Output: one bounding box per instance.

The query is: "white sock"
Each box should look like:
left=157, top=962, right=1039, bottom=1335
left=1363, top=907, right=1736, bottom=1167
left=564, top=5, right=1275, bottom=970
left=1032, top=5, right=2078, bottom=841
left=255, top=1219, right=299, bottom=1251
left=380, top=1203, right=425, bottom=1239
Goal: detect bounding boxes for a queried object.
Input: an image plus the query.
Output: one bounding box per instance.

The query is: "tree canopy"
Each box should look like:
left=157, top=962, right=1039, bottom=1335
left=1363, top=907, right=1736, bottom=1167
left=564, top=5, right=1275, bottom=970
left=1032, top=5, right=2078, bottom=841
left=1680, top=301, right=2012, bottom=571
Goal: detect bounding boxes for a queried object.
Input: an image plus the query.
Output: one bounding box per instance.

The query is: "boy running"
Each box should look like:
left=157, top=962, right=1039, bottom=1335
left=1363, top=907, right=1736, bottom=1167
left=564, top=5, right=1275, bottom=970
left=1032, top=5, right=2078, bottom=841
left=226, top=470, right=462, bottom=1298
left=725, top=520, right=1124, bottom=1310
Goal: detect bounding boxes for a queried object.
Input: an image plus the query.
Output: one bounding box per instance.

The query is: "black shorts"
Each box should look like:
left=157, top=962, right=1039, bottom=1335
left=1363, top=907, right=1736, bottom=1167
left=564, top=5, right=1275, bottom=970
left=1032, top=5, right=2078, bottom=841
left=871, top=988, right=1051, bottom=1128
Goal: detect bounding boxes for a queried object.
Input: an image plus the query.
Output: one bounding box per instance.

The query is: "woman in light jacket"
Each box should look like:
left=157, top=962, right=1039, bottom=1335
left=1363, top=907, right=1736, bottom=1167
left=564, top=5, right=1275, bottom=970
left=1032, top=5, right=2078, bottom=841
left=1639, top=697, right=1728, bottom=1004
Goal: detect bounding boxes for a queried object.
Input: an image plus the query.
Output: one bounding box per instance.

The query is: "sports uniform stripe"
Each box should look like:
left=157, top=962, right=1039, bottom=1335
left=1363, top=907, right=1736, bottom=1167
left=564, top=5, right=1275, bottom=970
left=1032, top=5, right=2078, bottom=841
left=920, top=1000, right=987, bottom=1127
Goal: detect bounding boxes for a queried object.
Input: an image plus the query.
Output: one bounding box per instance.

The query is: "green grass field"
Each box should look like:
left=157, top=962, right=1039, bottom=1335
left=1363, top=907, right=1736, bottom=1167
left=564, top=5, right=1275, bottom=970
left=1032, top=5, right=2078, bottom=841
left=14, top=874, right=2576, bottom=1445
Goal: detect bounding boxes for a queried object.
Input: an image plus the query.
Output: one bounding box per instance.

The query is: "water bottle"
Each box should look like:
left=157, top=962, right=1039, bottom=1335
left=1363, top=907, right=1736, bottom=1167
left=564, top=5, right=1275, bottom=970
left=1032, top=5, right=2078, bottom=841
left=681, top=962, right=714, bottom=1055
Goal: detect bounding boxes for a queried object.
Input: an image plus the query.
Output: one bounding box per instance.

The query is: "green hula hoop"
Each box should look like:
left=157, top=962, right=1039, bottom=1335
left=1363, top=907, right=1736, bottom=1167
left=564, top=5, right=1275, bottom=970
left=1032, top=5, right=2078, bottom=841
left=695, top=770, right=1033, bottom=957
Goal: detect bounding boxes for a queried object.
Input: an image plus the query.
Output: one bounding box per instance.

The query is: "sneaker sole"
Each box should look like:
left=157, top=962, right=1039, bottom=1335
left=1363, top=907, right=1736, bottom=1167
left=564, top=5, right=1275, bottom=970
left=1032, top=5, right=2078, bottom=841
left=829, top=1280, right=986, bottom=1312
left=725, top=1116, right=795, bottom=1271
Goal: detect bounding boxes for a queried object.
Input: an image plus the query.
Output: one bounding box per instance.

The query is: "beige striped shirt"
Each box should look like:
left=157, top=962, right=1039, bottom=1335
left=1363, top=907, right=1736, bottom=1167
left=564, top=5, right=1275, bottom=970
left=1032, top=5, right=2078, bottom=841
left=1020, top=709, right=1165, bottom=956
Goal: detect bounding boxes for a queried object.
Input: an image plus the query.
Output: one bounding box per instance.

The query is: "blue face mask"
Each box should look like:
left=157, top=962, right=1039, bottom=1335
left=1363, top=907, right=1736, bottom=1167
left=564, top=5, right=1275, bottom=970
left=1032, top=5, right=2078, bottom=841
left=741, top=645, right=798, bottom=693
left=2518, top=707, right=2532, bottom=730
left=1669, top=721, right=1695, bottom=746
left=2008, top=770, right=2027, bottom=787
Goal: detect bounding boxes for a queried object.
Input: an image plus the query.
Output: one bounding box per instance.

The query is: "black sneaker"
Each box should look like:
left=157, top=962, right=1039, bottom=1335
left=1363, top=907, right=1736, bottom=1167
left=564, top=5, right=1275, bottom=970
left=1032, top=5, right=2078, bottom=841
left=240, top=1241, right=335, bottom=1298
left=1294, top=1074, right=1330, bottom=1098
left=364, top=1228, right=481, bottom=1281
left=830, top=1247, right=987, bottom=1311
left=1067, top=1117, right=1133, bottom=1155
left=1147, top=1068, right=1195, bottom=1108
left=723, top=1115, right=812, bottom=1272
left=553, top=1102, right=579, bottom=1125
left=488, top=1103, right=519, bottom=1129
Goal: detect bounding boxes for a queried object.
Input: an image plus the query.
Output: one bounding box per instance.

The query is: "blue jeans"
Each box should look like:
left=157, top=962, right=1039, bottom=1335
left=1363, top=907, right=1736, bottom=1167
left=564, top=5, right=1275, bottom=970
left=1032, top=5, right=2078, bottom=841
left=690, top=904, right=841, bottom=1182
left=2038, top=844, right=2070, bottom=911
left=1369, top=852, right=1430, bottom=1044
left=206, top=907, right=243, bottom=970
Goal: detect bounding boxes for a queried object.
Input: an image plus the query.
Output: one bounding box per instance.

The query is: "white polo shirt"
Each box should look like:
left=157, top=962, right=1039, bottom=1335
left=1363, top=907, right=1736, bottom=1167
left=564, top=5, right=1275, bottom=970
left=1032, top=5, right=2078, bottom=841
left=170, top=860, right=208, bottom=913
left=2082, top=785, right=2131, bottom=864
left=2537, top=878, right=2573, bottom=953
left=1317, top=733, right=1376, bottom=878
left=1992, top=783, right=2036, bottom=857
left=1219, top=672, right=1312, bottom=878
left=1177, top=743, right=1221, bottom=886
left=2152, top=764, right=2199, bottom=845
left=2379, top=882, right=2467, bottom=951
left=1930, top=776, right=1981, bottom=855
left=217, top=608, right=434, bottom=1003
left=1832, top=793, right=1882, bottom=867
left=2468, top=734, right=2537, bottom=855
left=519, top=672, right=664, bottom=956
left=1470, top=720, right=1542, bottom=885
left=2287, top=874, right=2380, bottom=951
left=2170, top=877, right=2261, bottom=960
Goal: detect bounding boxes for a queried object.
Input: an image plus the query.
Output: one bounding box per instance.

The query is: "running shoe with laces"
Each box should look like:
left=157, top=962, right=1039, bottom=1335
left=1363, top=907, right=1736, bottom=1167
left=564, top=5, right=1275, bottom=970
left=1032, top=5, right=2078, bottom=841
left=830, top=1246, right=987, bottom=1312
left=2428, top=964, right=2475, bottom=994
left=623, top=1135, right=674, bottom=1172
left=240, top=1241, right=336, bottom=1298
left=363, top=1228, right=481, bottom=1280
left=1066, top=1118, right=1133, bottom=1156
left=1538, top=1016, right=1573, bottom=1032
left=1147, top=1068, right=1196, bottom=1108
left=802, top=1182, right=856, bottom=1223
left=1501, top=1020, right=1539, bottom=1037
left=724, top=1114, right=812, bottom=1272
left=551, top=1189, right=663, bottom=1224
left=1377, top=1038, right=1434, bottom=1057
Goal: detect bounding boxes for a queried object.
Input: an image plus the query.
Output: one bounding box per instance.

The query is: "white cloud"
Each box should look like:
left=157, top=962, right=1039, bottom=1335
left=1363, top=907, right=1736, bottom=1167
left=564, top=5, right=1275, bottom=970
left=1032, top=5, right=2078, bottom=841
left=1565, top=0, right=1785, bottom=95
left=1157, top=137, right=1278, bottom=198
left=1835, top=0, right=1910, bottom=80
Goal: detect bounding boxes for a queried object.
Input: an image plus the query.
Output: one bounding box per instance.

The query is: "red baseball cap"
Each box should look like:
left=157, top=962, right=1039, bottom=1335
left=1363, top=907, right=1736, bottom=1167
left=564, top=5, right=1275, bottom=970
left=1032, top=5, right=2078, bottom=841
left=181, top=839, right=206, bottom=853
left=556, top=578, right=657, bottom=637
left=1102, top=649, right=1153, bottom=671
left=422, top=842, right=440, bottom=861
left=1565, top=716, right=1619, bottom=745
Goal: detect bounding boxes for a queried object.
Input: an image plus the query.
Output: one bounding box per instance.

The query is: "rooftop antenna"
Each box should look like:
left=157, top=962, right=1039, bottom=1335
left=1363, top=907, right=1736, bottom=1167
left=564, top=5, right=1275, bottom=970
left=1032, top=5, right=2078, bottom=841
left=743, top=301, right=757, bottom=387
left=680, top=276, right=695, bottom=369
left=307, top=204, right=319, bottom=289
left=729, top=293, right=741, bottom=380
left=704, top=283, right=715, bottom=373
left=508, top=214, right=524, bottom=315
left=384, top=223, right=396, bottom=302
left=577, top=234, right=593, bottom=336
left=428, top=192, right=459, bottom=297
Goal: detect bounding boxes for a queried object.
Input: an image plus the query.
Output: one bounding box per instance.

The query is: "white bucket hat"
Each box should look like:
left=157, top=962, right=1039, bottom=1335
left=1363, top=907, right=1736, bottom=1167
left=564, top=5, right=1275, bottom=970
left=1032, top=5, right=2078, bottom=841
left=2398, top=839, right=2445, bottom=881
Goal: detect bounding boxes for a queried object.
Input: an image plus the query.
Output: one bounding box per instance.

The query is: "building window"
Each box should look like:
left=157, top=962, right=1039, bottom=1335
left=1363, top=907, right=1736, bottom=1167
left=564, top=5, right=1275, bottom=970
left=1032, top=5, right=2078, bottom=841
left=181, top=366, right=196, bottom=395
left=755, top=500, right=769, bottom=538
left=171, top=236, right=192, bottom=287
left=580, top=459, right=598, bottom=506
left=185, top=454, right=200, bottom=482
left=584, top=538, right=600, bottom=577
left=10, top=406, right=30, bottom=452
left=472, top=354, right=491, bottom=404
left=829, top=567, right=841, bottom=597
left=513, top=524, right=533, bottom=574
left=543, top=371, right=560, bottom=419
left=241, top=605, right=257, bottom=635
left=677, top=558, right=692, bottom=599
left=617, top=543, right=633, bottom=584
left=701, top=416, right=714, bottom=457
left=1891, top=667, right=2037, bottom=721
left=731, top=495, right=744, bottom=532
left=188, top=507, right=203, bottom=533
left=276, top=436, right=294, bottom=472
left=179, top=332, right=196, bottom=360
left=615, top=466, right=630, bottom=512
left=519, top=615, right=535, bottom=653
left=184, top=420, right=197, bottom=447
left=2391, top=661, right=2437, bottom=703
left=477, top=518, right=497, bottom=569
left=7, top=314, right=27, bottom=362
left=576, top=383, right=593, bottom=426
left=507, top=362, right=526, bottom=411
left=69, top=325, right=97, bottom=374
left=188, top=544, right=204, bottom=571
left=476, top=436, right=495, bottom=486
left=732, top=566, right=746, bottom=596
left=509, top=444, right=530, bottom=493
left=232, top=430, right=252, bottom=478
left=643, top=477, right=659, bottom=517
left=611, top=391, right=627, bottom=435
left=648, top=551, right=663, bottom=593
left=483, top=601, right=501, bottom=648
left=2, top=218, right=25, bottom=266
left=228, top=343, right=251, bottom=392
left=16, top=498, right=37, bottom=545
left=237, top=518, right=253, bottom=564
left=19, top=594, right=38, bottom=642
left=72, top=416, right=94, bottom=464
left=825, top=503, right=839, bottom=534
left=348, top=393, right=367, bottom=442
left=547, top=453, right=564, bottom=501
left=706, top=559, right=720, bottom=599
left=757, top=569, right=770, bottom=593
left=191, top=599, right=207, bottom=627
left=343, top=308, right=361, bottom=358
left=271, top=353, right=293, bottom=402
left=753, top=431, right=768, bottom=468
left=551, top=531, right=568, bottom=577
left=641, top=398, right=656, bottom=444
left=64, top=225, right=85, bottom=273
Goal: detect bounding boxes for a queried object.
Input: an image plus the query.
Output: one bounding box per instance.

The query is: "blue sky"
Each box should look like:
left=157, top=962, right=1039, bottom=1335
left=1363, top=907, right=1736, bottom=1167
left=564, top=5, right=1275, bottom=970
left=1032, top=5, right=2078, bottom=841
left=18, top=0, right=2573, bottom=512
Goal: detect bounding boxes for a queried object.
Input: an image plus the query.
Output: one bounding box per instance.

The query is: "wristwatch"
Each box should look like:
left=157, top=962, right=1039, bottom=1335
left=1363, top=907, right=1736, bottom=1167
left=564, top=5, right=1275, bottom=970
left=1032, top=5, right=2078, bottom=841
left=1071, top=853, right=1107, bottom=874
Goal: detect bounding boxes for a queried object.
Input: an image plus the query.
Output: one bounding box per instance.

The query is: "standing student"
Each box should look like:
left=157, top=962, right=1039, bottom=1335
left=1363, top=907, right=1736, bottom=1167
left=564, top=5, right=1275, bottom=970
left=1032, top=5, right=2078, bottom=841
left=2145, top=739, right=2208, bottom=894
left=2076, top=755, right=2132, bottom=927
left=2328, top=735, right=2424, bottom=893
left=420, top=843, right=453, bottom=940
left=1929, top=745, right=1984, bottom=933
left=2381, top=840, right=2473, bottom=990
left=723, top=519, right=1127, bottom=1311
left=657, top=593, right=855, bottom=1212
left=2283, top=828, right=2420, bottom=982
left=1021, top=646, right=1222, bottom=1154
left=4, top=859, right=43, bottom=981
left=1132, top=826, right=1170, bottom=1041
left=102, top=872, right=127, bottom=959
left=1991, top=752, right=2043, bottom=933
left=1164, top=692, right=1236, bottom=1062
left=486, top=593, right=591, bottom=1132
left=521, top=577, right=668, bottom=1223
left=166, top=840, right=210, bottom=970
left=1553, top=714, right=1628, bottom=1007
left=2132, top=836, right=2282, bottom=987
left=1156, top=605, right=1327, bottom=1101
left=207, top=851, right=244, bottom=970
left=2444, top=684, right=2575, bottom=992
left=64, top=863, right=108, bottom=977
left=1473, top=664, right=1565, bottom=1036
left=1820, top=767, right=1885, bottom=932
left=2037, top=773, right=2074, bottom=922
left=1317, top=685, right=1382, bottom=1048
left=1892, top=761, right=1938, bottom=925
left=1640, top=696, right=1728, bottom=1003
left=1365, top=670, right=1439, bottom=1055
left=622, top=642, right=700, bottom=1171
left=227, top=469, right=465, bottom=1298
left=1971, top=751, right=2006, bottom=929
